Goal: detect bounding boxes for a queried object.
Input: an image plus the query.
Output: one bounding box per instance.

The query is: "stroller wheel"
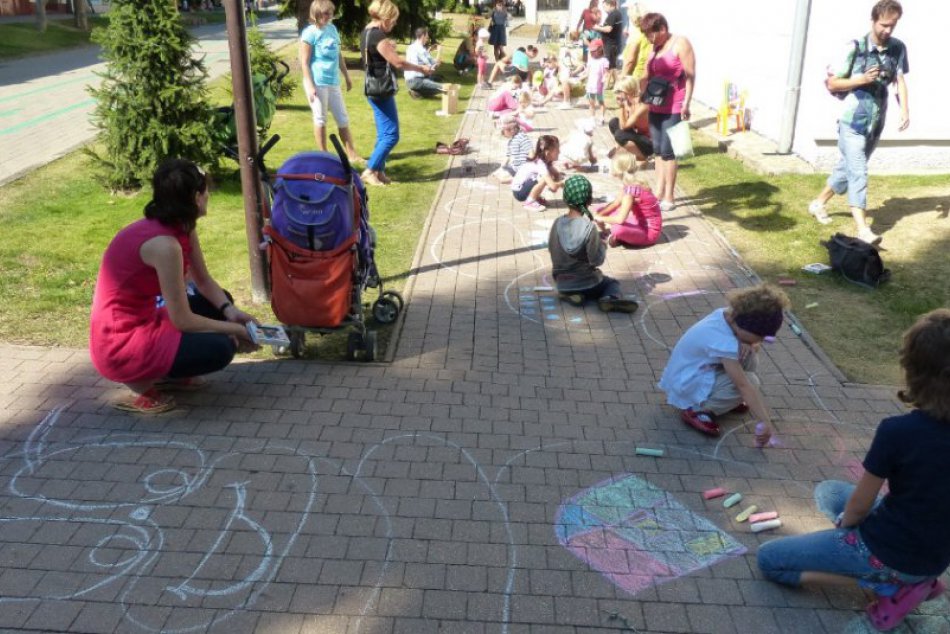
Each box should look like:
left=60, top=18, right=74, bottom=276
left=346, top=331, right=362, bottom=361
left=289, top=329, right=306, bottom=358
left=381, top=290, right=405, bottom=312
left=372, top=297, right=400, bottom=324
left=363, top=330, right=378, bottom=362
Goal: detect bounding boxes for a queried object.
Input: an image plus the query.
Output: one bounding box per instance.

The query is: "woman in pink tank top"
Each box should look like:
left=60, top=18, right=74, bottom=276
left=89, top=159, right=260, bottom=414
left=641, top=12, right=695, bottom=212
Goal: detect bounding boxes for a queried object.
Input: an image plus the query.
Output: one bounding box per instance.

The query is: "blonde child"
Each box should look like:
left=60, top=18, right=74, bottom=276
left=560, top=118, right=597, bottom=169
left=516, top=91, right=535, bottom=131
left=511, top=135, right=564, bottom=212
left=658, top=284, right=790, bottom=444
left=585, top=39, right=609, bottom=124
left=592, top=149, right=662, bottom=247
left=299, top=0, right=361, bottom=161
left=486, top=76, right=524, bottom=116
left=534, top=55, right=561, bottom=106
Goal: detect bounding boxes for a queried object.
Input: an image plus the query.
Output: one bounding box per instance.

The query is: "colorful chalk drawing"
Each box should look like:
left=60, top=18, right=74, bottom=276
left=555, top=473, right=747, bottom=596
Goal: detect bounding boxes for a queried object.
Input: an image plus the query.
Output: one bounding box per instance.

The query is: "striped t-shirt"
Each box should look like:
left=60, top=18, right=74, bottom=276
left=507, top=131, right=533, bottom=169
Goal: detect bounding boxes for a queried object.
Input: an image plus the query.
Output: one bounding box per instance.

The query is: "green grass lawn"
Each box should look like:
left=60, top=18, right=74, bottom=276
left=677, top=134, right=949, bottom=385
left=0, top=10, right=230, bottom=60
left=0, top=36, right=473, bottom=361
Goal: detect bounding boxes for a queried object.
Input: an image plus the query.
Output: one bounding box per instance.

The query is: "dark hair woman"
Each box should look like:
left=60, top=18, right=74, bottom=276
left=89, top=158, right=259, bottom=414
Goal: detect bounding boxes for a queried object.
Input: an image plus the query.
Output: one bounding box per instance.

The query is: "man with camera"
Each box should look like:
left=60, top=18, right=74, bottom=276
left=806, top=0, right=909, bottom=246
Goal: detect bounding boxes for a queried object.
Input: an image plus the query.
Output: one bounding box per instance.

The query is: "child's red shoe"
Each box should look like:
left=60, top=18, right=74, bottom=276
left=680, top=409, right=720, bottom=436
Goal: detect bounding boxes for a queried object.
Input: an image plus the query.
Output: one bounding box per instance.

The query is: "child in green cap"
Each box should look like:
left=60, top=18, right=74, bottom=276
left=548, top=175, right=640, bottom=313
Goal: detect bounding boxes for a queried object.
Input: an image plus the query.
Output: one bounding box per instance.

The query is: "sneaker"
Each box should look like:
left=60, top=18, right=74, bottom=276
left=113, top=388, right=176, bottom=415
left=858, top=227, right=882, bottom=246
left=597, top=297, right=639, bottom=313
left=408, top=89, right=421, bottom=99
left=680, top=408, right=720, bottom=436
left=659, top=200, right=675, bottom=212
left=536, top=196, right=548, bottom=206
left=523, top=200, right=546, bottom=212
left=556, top=102, right=573, bottom=110
left=560, top=293, right=585, bottom=307
left=807, top=200, right=833, bottom=225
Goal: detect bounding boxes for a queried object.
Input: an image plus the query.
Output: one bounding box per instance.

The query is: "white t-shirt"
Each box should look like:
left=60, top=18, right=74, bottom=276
left=511, top=158, right=548, bottom=191
left=658, top=308, right=740, bottom=410
left=560, top=130, right=592, bottom=164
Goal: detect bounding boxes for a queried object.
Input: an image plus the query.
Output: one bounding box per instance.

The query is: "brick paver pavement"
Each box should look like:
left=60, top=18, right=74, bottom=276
left=0, top=45, right=947, bottom=634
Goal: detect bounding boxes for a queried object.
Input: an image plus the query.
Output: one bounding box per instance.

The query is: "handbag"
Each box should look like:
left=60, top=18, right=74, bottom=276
left=641, top=76, right=672, bottom=106
left=362, top=28, right=398, bottom=99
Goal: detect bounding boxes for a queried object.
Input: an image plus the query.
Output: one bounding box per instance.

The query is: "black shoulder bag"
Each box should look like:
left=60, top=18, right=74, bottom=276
left=362, top=28, right=398, bottom=99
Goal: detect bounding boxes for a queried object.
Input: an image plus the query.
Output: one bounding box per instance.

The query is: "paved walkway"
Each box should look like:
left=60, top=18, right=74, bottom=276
left=0, top=13, right=299, bottom=186
left=0, top=37, right=947, bottom=634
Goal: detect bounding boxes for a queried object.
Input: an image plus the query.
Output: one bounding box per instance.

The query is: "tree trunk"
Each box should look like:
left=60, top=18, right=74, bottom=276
left=74, top=0, right=89, bottom=31
left=35, top=0, right=47, bottom=33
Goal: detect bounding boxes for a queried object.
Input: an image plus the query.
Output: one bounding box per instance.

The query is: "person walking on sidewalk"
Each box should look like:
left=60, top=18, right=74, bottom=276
left=806, top=0, right=910, bottom=246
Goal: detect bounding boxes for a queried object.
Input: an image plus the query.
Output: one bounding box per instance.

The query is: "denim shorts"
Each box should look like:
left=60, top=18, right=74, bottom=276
left=513, top=176, right=538, bottom=202
left=586, top=92, right=605, bottom=104
left=757, top=480, right=932, bottom=593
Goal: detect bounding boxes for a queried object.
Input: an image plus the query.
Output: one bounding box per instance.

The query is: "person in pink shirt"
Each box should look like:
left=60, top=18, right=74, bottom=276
left=89, top=159, right=259, bottom=414
left=592, top=149, right=662, bottom=247
left=641, top=12, right=695, bottom=212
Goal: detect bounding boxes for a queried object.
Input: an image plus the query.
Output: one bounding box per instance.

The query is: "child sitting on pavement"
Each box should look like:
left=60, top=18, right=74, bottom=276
left=511, top=135, right=564, bottom=211
left=559, top=118, right=597, bottom=170
left=547, top=175, right=639, bottom=314
left=757, top=308, right=950, bottom=632
left=658, top=283, right=789, bottom=445
left=492, top=114, right=533, bottom=183
left=592, top=149, right=662, bottom=247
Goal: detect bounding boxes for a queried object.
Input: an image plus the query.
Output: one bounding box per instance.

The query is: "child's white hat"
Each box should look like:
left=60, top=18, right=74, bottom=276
left=478, top=28, right=490, bottom=39
left=577, top=118, right=596, bottom=135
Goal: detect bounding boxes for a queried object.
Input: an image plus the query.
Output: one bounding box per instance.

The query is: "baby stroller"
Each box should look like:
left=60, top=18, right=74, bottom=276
left=262, top=135, right=403, bottom=361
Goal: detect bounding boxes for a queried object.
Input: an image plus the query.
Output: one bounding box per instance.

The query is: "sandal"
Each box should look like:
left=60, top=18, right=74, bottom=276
left=156, top=376, right=209, bottom=392
left=113, top=388, right=176, bottom=415
left=866, top=578, right=942, bottom=631
left=435, top=142, right=463, bottom=156
left=451, top=137, right=470, bottom=152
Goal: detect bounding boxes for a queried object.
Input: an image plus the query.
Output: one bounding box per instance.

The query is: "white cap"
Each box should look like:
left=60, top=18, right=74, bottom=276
left=478, top=28, right=490, bottom=39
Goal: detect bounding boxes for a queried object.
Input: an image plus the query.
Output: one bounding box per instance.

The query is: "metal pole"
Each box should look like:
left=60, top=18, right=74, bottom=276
left=777, top=0, right=812, bottom=154
left=224, top=0, right=268, bottom=302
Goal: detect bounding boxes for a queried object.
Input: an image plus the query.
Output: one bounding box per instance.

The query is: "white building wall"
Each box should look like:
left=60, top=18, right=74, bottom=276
left=530, top=0, right=950, bottom=174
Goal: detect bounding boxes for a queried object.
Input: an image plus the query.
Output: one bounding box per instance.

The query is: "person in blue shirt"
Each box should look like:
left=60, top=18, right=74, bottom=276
left=758, top=308, right=950, bottom=631
left=299, top=0, right=362, bottom=162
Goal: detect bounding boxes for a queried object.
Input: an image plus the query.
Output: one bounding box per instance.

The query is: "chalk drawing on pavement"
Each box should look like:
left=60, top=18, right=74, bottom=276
left=555, top=473, right=747, bottom=596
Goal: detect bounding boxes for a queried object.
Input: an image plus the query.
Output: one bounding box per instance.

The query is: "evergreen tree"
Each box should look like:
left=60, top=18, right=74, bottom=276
left=88, top=0, right=216, bottom=190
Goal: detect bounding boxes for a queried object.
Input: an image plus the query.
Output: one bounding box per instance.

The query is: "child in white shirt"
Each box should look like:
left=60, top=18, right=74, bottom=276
left=585, top=39, right=610, bottom=124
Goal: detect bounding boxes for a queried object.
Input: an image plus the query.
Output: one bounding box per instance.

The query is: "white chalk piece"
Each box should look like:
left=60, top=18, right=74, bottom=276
left=751, top=518, right=782, bottom=532
left=723, top=493, right=742, bottom=508
left=735, top=505, right=758, bottom=523
left=635, top=447, right=664, bottom=457
left=533, top=286, right=554, bottom=292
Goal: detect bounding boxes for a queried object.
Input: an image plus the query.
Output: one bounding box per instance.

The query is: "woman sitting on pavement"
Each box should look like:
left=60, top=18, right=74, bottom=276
left=89, top=159, right=259, bottom=414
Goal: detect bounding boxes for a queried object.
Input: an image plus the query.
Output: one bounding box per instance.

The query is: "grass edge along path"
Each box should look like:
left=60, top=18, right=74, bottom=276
left=0, top=35, right=474, bottom=362
left=676, top=133, right=949, bottom=386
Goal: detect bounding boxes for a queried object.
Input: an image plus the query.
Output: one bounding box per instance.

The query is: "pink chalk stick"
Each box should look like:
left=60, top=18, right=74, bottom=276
left=748, top=511, right=778, bottom=523
left=703, top=487, right=726, bottom=500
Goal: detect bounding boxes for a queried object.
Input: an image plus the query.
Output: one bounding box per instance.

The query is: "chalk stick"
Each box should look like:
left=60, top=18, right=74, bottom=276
left=735, top=505, right=758, bottom=523
left=703, top=487, right=726, bottom=500
left=777, top=278, right=797, bottom=286
left=751, top=518, right=783, bottom=533
left=635, top=447, right=664, bottom=457
left=748, top=511, right=779, bottom=523
left=533, top=286, right=554, bottom=292
left=723, top=492, right=743, bottom=508
left=805, top=302, right=819, bottom=309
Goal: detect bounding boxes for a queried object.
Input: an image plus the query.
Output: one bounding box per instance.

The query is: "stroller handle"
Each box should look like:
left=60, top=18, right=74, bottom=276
left=329, top=134, right=351, bottom=175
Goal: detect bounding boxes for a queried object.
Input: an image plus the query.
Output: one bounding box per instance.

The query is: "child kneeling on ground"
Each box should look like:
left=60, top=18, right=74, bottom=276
left=511, top=134, right=564, bottom=212
left=592, top=149, right=661, bottom=247
left=547, top=175, right=639, bottom=314
left=493, top=114, right=533, bottom=183
left=658, top=284, right=789, bottom=444
left=757, top=309, right=950, bottom=632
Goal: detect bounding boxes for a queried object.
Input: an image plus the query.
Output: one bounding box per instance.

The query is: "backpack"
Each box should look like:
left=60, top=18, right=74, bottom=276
left=821, top=233, right=891, bottom=288
left=826, top=39, right=860, bottom=100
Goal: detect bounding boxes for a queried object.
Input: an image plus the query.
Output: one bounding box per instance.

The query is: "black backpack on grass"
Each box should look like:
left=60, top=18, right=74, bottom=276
left=821, top=233, right=891, bottom=288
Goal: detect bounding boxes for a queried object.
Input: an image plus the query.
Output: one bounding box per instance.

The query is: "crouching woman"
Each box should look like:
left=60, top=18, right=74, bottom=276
left=90, top=159, right=258, bottom=414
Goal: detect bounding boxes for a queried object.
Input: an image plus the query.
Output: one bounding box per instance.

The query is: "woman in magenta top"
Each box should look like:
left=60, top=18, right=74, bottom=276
left=90, top=159, right=258, bottom=414
left=641, top=12, right=695, bottom=213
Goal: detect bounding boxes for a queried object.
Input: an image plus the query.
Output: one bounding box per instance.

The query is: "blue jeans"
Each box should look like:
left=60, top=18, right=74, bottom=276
left=757, top=480, right=931, bottom=594
left=827, top=122, right=881, bottom=211
left=407, top=77, right=444, bottom=98
left=367, top=95, right=399, bottom=172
